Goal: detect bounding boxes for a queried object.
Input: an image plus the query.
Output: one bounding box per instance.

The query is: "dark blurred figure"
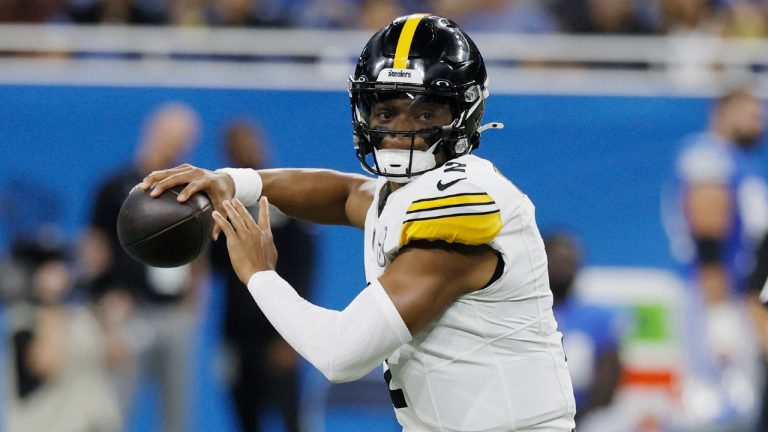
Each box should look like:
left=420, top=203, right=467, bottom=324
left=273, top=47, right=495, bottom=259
left=552, top=0, right=655, bottom=34
left=748, top=232, right=768, bottom=432
left=658, top=0, right=718, bottom=33
left=82, top=102, right=205, bottom=432
left=3, top=233, right=123, bottom=432
left=750, top=233, right=768, bottom=307
left=430, top=0, right=557, bottom=33
left=204, top=0, right=289, bottom=27
left=67, top=0, right=167, bottom=24
left=210, top=119, right=316, bottom=432
left=545, top=232, right=623, bottom=424
left=0, top=0, right=69, bottom=22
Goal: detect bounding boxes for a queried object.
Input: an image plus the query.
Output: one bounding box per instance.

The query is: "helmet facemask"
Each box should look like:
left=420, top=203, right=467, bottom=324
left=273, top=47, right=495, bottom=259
left=349, top=14, right=495, bottom=182
left=350, top=84, right=485, bottom=181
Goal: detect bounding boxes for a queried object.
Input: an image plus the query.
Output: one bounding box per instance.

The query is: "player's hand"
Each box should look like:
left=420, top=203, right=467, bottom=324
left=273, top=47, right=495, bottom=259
left=212, top=197, right=277, bottom=285
left=138, top=163, right=235, bottom=240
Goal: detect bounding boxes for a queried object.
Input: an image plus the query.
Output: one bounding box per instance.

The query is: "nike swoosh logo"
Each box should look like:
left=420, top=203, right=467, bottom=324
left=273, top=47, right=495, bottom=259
left=436, top=178, right=467, bottom=191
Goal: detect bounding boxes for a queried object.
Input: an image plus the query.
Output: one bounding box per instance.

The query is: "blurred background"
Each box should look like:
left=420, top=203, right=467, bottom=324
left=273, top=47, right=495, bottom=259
left=1, top=1, right=768, bottom=431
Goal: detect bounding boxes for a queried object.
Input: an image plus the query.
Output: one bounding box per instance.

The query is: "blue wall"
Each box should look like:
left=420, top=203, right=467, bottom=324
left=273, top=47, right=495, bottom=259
left=1, top=85, right=765, bottom=430
left=0, top=86, right=728, bottom=278
left=3, top=86, right=751, bottom=297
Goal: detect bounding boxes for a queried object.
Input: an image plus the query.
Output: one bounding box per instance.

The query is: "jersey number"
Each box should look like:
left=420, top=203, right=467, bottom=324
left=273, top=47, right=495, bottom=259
left=443, top=161, right=466, bottom=173
left=384, top=366, right=408, bottom=408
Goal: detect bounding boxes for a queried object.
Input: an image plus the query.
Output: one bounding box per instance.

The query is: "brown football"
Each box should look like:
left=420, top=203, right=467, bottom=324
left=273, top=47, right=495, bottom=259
left=117, top=185, right=213, bottom=267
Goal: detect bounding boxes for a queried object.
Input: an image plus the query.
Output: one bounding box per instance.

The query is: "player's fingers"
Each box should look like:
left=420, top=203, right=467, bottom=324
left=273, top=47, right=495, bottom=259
left=209, top=189, right=232, bottom=240
left=211, top=210, right=236, bottom=239
left=223, top=200, right=249, bottom=237
left=258, top=196, right=274, bottom=240
left=148, top=170, right=194, bottom=197
left=233, top=199, right=260, bottom=233
left=177, top=179, right=208, bottom=202
left=139, top=164, right=193, bottom=190
left=212, top=224, right=222, bottom=241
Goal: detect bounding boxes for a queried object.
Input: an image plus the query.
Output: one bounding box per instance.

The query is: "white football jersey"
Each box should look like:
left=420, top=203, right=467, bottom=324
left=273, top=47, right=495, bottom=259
left=363, top=154, right=576, bottom=431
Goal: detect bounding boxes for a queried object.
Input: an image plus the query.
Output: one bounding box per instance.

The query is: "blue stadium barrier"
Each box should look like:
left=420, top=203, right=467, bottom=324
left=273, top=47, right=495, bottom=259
left=1, top=85, right=766, bottom=431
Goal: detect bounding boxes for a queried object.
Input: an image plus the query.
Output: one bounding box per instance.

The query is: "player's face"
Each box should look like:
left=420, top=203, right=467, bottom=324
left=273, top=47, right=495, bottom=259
left=370, top=98, right=454, bottom=151
left=730, top=98, right=765, bottom=149
left=546, top=240, right=580, bottom=303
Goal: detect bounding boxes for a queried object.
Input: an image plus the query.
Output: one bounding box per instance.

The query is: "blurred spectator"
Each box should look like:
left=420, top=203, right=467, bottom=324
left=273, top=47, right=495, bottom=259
left=67, top=0, right=168, bottom=25
left=169, top=0, right=207, bottom=26
left=667, top=89, right=767, bottom=310
left=664, top=88, right=768, bottom=428
left=658, top=0, right=720, bottom=33
left=358, top=0, right=405, bottom=31
left=4, top=0, right=768, bottom=36
left=286, top=0, right=356, bottom=28
left=430, top=0, right=557, bottom=33
left=719, top=0, right=767, bottom=38
left=82, top=102, right=205, bottom=432
left=544, top=232, right=624, bottom=424
left=0, top=0, right=70, bottom=22
left=552, top=0, right=656, bottom=34
left=210, top=119, right=316, bottom=432
left=204, top=0, right=290, bottom=27
left=4, top=235, right=122, bottom=432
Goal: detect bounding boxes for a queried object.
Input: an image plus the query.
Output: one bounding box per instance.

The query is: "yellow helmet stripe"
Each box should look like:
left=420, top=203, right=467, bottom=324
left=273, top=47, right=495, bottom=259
left=393, top=14, right=429, bottom=69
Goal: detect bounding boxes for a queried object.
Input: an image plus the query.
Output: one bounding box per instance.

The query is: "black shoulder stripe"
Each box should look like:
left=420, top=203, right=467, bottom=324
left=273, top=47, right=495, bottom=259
left=411, top=192, right=488, bottom=204
left=405, top=200, right=497, bottom=215
left=403, top=209, right=500, bottom=223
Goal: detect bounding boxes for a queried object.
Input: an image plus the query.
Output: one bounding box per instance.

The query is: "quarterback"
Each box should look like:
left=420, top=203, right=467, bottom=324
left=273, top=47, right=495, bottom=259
left=142, top=14, right=576, bottom=431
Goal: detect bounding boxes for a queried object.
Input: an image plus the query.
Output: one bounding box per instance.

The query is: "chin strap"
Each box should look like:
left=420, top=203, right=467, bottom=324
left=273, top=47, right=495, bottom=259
left=373, top=139, right=441, bottom=182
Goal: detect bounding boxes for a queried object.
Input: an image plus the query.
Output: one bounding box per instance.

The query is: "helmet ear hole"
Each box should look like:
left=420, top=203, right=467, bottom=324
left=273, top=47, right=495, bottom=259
left=454, top=139, right=469, bottom=155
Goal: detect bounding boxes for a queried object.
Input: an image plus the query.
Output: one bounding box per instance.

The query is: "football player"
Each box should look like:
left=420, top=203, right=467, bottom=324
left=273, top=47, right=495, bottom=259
left=141, top=14, right=576, bottom=431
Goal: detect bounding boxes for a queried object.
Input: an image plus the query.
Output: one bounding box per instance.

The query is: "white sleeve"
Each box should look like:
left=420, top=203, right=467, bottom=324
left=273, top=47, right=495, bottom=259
left=215, top=167, right=263, bottom=206
left=247, top=271, right=412, bottom=383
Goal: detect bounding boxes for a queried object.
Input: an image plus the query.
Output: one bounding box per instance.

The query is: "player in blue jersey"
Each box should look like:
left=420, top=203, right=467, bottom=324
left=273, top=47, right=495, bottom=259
left=664, top=89, right=768, bottom=428
left=668, top=90, right=768, bottom=304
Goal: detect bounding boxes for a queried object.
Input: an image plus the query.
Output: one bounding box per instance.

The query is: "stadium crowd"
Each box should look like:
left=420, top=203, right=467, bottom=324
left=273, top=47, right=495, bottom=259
left=0, top=0, right=765, bottom=38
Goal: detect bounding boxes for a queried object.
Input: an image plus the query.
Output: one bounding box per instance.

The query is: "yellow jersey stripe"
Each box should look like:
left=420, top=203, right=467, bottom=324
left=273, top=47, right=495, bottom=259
left=408, top=193, right=495, bottom=213
left=394, top=14, right=428, bottom=69
left=400, top=210, right=502, bottom=246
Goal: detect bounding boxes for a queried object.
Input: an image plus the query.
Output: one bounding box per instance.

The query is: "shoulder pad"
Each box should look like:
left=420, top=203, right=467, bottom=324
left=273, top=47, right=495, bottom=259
left=399, top=178, right=502, bottom=247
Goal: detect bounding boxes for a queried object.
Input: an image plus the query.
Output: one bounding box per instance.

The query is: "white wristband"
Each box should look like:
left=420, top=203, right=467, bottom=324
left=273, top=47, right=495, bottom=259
left=215, top=167, right=263, bottom=207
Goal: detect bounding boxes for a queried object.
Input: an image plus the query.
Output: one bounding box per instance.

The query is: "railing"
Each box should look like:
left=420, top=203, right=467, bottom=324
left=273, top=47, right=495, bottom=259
left=0, top=24, right=767, bottom=96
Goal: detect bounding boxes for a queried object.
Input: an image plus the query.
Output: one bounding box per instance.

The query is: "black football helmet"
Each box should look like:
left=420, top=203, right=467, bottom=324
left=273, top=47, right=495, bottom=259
left=349, top=14, right=499, bottom=181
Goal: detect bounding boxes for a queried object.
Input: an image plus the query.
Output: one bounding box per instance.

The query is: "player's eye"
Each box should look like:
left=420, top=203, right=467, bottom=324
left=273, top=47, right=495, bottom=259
left=376, top=111, right=394, bottom=122
left=417, top=112, right=435, bottom=122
